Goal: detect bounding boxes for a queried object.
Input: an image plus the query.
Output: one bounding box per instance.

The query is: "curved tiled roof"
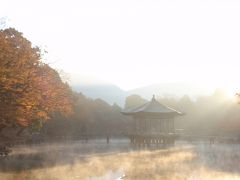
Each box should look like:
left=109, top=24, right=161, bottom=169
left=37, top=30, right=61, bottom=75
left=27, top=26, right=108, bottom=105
left=122, top=95, right=182, bottom=116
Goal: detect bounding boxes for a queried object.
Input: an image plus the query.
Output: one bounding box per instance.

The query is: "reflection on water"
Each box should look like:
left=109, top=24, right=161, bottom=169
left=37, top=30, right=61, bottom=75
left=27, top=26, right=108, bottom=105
left=86, top=169, right=124, bottom=180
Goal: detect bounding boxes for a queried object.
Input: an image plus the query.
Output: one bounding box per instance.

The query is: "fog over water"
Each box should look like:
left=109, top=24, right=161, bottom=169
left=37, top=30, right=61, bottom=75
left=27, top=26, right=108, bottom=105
left=1, top=140, right=240, bottom=180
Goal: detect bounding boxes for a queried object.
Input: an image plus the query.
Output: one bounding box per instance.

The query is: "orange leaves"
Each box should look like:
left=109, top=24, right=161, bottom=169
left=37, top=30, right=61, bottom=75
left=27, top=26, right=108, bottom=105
left=34, top=64, right=74, bottom=118
left=36, top=111, right=49, bottom=119
left=16, top=118, right=29, bottom=127
left=0, top=28, right=73, bottom=129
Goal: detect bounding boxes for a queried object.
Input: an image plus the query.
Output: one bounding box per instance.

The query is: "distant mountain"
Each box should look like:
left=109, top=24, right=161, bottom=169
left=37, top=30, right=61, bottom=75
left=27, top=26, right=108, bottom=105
left=72, top=82, right=212, bottom=107
left=128, top=83, right=211, bottom=100
left=72, top=84, right=127, bottom=107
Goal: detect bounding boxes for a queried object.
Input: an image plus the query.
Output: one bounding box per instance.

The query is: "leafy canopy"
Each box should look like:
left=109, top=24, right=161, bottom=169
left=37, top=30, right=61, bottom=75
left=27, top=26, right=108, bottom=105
left=0, top=28, right=73, bottom=129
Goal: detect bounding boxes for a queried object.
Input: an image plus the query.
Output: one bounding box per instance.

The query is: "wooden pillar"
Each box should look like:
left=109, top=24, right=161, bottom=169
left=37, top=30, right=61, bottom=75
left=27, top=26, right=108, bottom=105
left=149, top=119, right=152, bottom=134
left=172, top=118, right=175, bottom=133
left=139, top=117, right=143, bottom=134
left=166, top=119, right=169, bottom=133
left=163, top=119, right=166, bottom=133
left=134, top=116, right=139, bottom=134
left=130, top=136, right=133, bottom=143
left=134, top=116, right=136, bottom=134
left=167, top=119, right=170, bottom=133
left=144, top=118, right=147, bottom=133
left=158, top=119, right=161, bottom=133
left=160, top=119, right=163, bottom=133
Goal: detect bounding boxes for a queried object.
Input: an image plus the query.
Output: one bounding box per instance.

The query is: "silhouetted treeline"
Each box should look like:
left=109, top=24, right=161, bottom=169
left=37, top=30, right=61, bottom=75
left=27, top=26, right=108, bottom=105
left=158, top=90, right=240, bottom=137
left=38, top=93, right=131, bottom=140
left=37, top=89, right=240, bottom=142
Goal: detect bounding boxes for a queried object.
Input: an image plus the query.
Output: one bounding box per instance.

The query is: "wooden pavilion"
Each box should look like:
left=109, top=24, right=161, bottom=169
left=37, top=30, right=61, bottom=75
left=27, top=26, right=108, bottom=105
left=122, top=95, right=183, bottom=145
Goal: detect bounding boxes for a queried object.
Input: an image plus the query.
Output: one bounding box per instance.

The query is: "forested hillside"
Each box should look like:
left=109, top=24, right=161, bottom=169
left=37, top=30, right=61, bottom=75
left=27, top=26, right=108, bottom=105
left=40, top=93, right=129, bottom=140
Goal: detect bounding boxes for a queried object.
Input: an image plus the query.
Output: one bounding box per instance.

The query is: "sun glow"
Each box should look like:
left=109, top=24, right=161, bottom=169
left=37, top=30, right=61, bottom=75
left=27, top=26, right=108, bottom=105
left=216, top=80, right=240, bottom=99
left=224, top=87, right=238, bottom=98
left=1, top=0, right=240, bottom=93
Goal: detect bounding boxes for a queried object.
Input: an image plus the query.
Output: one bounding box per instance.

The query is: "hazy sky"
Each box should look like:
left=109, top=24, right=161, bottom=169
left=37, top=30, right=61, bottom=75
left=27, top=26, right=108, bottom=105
left=1, top=0, right=240, bottom=94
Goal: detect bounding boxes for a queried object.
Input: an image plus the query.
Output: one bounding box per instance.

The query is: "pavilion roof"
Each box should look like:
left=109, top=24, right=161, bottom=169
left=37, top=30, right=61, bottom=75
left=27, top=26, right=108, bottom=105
left=122, top=95, right=183, bottom=116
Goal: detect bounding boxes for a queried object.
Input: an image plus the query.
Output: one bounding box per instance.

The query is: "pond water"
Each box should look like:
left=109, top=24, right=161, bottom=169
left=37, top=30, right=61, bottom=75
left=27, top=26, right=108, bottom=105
left=1, top=140, right=240, bottom=180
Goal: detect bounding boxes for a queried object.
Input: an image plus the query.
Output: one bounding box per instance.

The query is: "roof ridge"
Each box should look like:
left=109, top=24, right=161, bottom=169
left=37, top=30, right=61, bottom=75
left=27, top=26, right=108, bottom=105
left=122, top=97, right=182, bottom=116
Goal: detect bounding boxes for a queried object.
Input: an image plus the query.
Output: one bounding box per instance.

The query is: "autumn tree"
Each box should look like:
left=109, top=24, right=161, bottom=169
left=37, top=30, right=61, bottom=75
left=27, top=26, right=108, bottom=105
left=0, top=28, right=73, bottom=135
